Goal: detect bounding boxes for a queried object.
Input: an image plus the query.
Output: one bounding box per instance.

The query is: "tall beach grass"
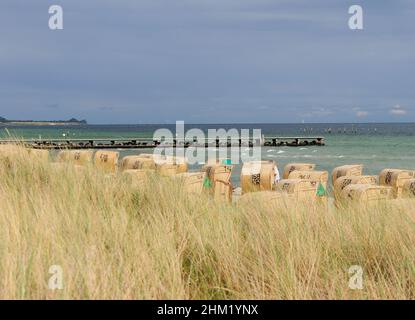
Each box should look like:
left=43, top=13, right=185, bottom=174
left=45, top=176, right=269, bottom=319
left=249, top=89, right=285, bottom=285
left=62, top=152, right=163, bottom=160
left=0, top=145, right=414, bottom=299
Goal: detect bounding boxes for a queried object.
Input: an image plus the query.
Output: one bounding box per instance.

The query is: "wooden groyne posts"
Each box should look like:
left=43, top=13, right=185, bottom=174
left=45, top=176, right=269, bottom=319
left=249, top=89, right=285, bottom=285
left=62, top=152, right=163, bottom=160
left=0, top=136, right=325, bottom=150
left=263, top=137, right=325, bottom=147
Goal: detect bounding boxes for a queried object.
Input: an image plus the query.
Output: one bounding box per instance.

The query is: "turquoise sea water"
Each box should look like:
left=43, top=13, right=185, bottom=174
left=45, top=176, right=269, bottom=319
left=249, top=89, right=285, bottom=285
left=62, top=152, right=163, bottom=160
left=1, top=123, right=414, bottom=186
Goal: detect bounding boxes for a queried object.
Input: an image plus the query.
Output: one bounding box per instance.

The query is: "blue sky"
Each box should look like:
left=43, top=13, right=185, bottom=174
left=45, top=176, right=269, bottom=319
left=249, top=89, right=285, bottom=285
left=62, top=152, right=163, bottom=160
left=0, top=0, right=414, bottom=124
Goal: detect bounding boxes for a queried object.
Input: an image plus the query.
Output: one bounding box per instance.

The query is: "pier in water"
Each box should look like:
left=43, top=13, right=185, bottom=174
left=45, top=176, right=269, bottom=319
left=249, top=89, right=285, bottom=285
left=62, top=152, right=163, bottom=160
left=0, top=136, right=325, bottom=150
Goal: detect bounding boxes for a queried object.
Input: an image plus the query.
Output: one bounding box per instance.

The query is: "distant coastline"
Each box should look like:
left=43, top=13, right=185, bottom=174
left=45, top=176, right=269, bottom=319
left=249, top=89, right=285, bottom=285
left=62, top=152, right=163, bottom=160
left=0, top=117, right=87, bottom=126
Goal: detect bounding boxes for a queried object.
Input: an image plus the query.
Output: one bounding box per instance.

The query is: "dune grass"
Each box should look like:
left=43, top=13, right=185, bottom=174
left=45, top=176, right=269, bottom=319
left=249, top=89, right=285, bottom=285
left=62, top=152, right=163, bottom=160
left=0, top=145, right=414, bottom=299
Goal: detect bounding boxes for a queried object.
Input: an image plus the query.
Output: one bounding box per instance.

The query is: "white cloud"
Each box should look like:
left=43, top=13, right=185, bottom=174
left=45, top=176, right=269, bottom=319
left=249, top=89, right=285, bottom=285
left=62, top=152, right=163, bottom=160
left=389, top=104, right=407, bottom=115
left=356, top=110, right=368, bottom=117
left=353, top=107, right=368, bottom=117
left=300, top=107, right=334, bottom=118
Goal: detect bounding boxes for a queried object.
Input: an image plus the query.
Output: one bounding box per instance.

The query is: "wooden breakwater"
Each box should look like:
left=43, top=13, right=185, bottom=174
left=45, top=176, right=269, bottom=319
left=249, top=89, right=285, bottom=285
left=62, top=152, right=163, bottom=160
left=0, top=136, right=325, bottom=150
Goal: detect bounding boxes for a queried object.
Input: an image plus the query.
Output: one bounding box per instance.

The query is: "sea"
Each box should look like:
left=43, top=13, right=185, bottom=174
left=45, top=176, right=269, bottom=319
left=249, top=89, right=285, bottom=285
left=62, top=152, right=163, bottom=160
left=1, top=123, right=414, bottom=187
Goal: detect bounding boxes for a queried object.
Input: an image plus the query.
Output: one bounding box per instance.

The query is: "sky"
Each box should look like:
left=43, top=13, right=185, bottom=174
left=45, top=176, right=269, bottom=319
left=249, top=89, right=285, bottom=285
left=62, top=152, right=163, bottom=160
left=0, top=0, right=414, bottom=124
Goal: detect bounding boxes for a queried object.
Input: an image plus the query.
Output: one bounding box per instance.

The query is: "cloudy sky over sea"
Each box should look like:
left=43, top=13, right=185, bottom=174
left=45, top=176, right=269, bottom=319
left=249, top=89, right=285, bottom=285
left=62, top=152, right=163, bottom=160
left=0, top=0, right=414, bottom=123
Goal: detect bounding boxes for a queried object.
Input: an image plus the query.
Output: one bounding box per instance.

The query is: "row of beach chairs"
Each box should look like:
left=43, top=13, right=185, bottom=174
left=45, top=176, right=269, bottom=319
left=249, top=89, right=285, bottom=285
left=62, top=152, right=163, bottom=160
left=2, top=146, right=415, bottom=207
left=51, top=150, right=415, bottom=206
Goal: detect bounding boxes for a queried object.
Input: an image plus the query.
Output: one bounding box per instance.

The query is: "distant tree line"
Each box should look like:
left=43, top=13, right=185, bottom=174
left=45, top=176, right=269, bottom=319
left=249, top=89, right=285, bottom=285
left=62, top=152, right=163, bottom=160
left=0, top=116, right=87, bottom=124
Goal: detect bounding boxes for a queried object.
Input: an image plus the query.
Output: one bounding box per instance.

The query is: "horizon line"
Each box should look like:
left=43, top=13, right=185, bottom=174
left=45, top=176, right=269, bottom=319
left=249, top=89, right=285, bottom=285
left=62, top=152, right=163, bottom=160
left=52, top=121, right=415, bottom=125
